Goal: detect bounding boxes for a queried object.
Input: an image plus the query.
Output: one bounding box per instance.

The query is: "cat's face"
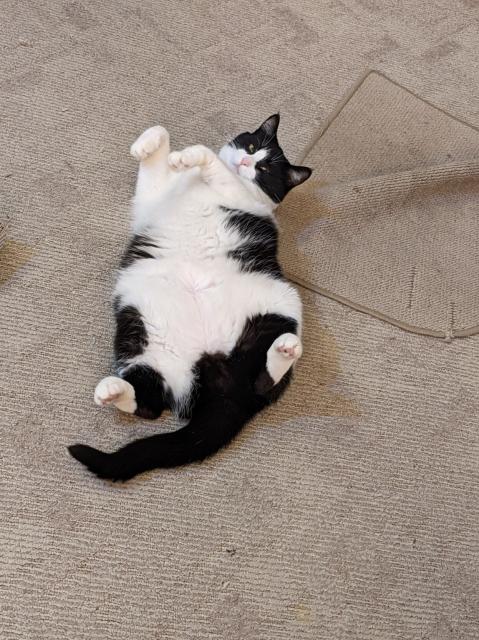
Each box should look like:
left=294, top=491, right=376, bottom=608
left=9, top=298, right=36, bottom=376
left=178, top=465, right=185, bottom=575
left=219, top=114, right=312, bottom=203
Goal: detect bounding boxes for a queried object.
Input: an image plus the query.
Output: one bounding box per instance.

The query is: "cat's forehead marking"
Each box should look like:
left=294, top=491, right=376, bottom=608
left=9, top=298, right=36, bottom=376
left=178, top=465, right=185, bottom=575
left=254, top=149, right=267, bottom=161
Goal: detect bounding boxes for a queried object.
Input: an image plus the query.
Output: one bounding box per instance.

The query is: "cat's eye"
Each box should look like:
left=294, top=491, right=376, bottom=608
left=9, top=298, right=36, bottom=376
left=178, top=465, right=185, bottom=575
left=248, top=144, right=255, bottom=154
left=259, top=165, right=268, bottom=172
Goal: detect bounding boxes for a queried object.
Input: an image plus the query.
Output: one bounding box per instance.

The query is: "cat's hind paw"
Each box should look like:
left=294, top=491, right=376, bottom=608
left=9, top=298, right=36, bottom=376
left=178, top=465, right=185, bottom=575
left=273, top=333, right=303, bottom=360
left=130, top=126, right=169, bottom=161
left=94, top=376, right=125, bottom=405
left=265, top=333, right=303, bottom=386
left=94, top=376, right=136, bottom=413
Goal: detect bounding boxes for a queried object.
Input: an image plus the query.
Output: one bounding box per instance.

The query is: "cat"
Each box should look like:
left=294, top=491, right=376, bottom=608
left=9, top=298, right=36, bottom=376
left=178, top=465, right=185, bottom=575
left=68, top=114, right=312, bottom=481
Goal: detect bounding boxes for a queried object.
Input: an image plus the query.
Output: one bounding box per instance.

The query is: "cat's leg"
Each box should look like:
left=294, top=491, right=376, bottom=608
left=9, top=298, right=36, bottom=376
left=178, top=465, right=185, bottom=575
left=94, top=376, right=137, bottom=413
left=94, top=366, right=167, bottom=420
left=130, top=126, right=171, bottom=199
left=255, top=333, right=303, bottom=395
left=266, top=333, right=303, bottom=384
left=121, top=365, right=167, bottom=420
left=168, top=145, right=242, bottom=192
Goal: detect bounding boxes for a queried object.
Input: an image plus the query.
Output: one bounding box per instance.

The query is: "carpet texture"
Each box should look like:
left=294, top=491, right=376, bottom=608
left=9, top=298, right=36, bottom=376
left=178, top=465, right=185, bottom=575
left=280, top=71, right=479, bottom=338
left=1, top=2, right=479, bottom=640
left=0, top=219, right=7, bottom=251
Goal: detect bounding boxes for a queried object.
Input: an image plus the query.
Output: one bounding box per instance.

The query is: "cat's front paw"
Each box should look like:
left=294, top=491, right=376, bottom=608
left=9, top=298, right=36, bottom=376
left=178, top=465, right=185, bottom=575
left=130, top=126, right=169, bottom=161
left=167, top=151, right=187, bottom=171
left=168, top=145, right=213, bottom=171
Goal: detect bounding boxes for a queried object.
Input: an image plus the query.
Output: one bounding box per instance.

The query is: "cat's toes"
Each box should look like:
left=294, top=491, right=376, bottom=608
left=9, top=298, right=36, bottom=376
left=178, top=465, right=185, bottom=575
left=130, top=126, right=168, bottom=161
left=274, top=333, right=303, bottom=360
left=94, top=377, right=126, bottom=406
left=168, top=151, right=187, bottom=171
left=168, top=146, right=211, bottom=171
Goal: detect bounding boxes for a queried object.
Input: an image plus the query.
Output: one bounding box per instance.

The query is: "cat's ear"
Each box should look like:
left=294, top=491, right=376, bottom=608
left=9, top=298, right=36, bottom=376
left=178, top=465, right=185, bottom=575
left=287, top=165, right=312, bottom=188
left=259, top=113, right=280, bottom=136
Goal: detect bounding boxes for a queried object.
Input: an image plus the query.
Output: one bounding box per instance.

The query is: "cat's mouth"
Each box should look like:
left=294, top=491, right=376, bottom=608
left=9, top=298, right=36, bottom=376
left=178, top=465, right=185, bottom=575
left=233, top=163, right=254, bottom=180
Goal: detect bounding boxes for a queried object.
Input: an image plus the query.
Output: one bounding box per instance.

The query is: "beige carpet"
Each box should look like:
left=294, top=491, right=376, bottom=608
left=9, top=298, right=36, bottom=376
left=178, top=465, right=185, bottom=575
left=280, top=71, right=479, bottom=338
left=1, top=2, right=478, bottom=639
left=0, top=217, right=7, bottom=248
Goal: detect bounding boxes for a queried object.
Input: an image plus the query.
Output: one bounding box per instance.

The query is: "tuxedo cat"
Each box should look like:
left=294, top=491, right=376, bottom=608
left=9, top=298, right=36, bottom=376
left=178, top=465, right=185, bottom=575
left=69, top=114, right=312, bottom=481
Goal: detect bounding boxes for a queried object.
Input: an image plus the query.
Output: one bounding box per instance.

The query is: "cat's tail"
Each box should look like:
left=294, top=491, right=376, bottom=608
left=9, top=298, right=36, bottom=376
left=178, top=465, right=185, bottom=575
left=68, top=398, right=256, bottom=481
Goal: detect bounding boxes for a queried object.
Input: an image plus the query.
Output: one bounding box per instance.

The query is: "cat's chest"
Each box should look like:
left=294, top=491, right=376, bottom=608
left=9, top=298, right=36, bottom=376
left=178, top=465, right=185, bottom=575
left=150, top=205, right=238, bottom=257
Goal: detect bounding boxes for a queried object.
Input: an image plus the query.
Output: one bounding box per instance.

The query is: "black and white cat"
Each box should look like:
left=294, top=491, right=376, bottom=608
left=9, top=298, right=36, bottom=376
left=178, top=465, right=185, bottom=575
left=69, top=114, right=312, bottom=481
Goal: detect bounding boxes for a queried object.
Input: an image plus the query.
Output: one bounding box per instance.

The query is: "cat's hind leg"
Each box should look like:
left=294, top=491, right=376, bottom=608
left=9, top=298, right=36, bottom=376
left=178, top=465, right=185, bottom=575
left=266, top=333, right=302, bottom=383
left=94, top=366, right=167, bottom=421
left=255, top=333, right=303, bottom=395
left=94, top=376, right=137, bottom=414
left=121, top=365, right=168, bottom=421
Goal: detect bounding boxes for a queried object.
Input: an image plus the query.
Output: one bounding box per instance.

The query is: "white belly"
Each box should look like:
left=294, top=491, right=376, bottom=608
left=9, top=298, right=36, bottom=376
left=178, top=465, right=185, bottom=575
left=114, top=257, right=301, bottom=402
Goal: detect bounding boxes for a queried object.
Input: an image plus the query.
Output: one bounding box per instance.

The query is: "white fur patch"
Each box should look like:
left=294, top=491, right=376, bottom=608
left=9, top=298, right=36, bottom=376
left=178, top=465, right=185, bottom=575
left=94, top=376, right=137, bottom=413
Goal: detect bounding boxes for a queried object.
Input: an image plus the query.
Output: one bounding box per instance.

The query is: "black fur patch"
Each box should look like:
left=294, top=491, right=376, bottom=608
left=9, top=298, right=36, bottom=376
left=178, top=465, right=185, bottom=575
left=236, top=313, right=297, bottom=353
left=120, top=234, right=160, bottom=268
left=123, top=365, right=169, bottom=420
left=253, top=369, right=275, bottom=395
left=223, top=208, right=283, bottom=278
left=114, top=304, right=148, bottom=363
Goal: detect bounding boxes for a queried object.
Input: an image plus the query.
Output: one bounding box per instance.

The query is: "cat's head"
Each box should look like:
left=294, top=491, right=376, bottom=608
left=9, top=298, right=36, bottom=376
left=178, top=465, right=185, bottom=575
left=219, top=114, right=312, bottom=204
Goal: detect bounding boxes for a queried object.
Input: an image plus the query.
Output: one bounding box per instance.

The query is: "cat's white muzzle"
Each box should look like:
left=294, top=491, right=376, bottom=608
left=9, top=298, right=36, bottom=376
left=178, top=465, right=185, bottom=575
left=219, top=144, right=260, bottom=182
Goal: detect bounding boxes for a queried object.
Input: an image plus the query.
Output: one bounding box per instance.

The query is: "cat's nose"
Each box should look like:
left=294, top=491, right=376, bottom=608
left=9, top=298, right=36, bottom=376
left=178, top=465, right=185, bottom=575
left=239, top=156, right=252, bottom=167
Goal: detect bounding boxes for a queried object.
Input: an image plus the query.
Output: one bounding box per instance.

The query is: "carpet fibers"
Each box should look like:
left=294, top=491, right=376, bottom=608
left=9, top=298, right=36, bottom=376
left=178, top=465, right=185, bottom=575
left=281, top=71, right=479, bottom=338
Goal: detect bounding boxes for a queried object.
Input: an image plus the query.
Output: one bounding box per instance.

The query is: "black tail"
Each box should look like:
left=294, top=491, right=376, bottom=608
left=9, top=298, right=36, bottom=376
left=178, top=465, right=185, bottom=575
left=68, top=397, right=258, bottom=481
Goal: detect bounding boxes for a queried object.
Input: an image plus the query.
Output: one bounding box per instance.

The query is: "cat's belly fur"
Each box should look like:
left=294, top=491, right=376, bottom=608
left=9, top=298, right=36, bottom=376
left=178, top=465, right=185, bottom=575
left=114, top=257, right=302, bottom=403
